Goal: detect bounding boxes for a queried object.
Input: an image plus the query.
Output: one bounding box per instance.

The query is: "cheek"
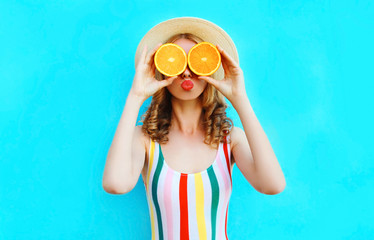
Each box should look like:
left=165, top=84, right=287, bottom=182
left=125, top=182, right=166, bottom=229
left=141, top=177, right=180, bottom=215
left=198, top=79, right=208, bottom=89
left=166, top=84, right=173, bottom=93
left=166, top=80, right=179, bottom=92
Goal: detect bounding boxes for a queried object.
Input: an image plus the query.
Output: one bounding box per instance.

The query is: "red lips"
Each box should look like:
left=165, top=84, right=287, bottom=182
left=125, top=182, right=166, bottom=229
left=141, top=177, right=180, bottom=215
left=181, top=80, right=194, bottom=91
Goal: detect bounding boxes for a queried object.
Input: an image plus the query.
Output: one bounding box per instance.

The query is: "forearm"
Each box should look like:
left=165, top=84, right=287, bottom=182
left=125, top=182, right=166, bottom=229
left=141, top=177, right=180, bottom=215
left=232, top=96, right=286, bottom=193
left=103, top=91, right=145, bottom=192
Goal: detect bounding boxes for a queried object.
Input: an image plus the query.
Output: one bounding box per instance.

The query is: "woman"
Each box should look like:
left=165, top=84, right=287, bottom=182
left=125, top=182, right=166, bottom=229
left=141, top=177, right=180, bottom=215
left=103, top=17, right=286, bottom=239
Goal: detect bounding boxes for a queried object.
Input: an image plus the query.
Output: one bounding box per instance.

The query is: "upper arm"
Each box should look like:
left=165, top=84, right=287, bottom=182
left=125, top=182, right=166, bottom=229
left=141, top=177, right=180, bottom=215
left=231, top=126, right=261, bottom=192
left=129, top=125, right=147, bottom=190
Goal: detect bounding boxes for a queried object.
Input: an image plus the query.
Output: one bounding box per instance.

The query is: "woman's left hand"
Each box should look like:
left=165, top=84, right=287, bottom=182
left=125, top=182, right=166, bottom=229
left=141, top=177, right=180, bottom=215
left=198, top=44, right=247, bottom=105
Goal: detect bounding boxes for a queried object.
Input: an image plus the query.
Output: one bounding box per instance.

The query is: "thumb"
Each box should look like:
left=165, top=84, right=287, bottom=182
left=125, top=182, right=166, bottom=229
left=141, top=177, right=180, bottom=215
left=160, top=76, right=177, bottom=88
left=198, top=76, right=219, bottom=88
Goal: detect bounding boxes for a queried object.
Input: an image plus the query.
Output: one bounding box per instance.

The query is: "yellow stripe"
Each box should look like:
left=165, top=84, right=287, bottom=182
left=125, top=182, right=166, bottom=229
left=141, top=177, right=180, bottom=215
left=146, top=140, right=155, bottom=240
left=146, top=140, right=154, bottom=191
left=195, top=173, right=207, bottom=240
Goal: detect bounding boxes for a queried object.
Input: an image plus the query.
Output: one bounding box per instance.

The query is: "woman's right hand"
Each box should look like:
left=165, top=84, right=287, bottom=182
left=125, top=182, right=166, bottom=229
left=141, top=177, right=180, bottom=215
left=130, top=43, right=177, bottom=101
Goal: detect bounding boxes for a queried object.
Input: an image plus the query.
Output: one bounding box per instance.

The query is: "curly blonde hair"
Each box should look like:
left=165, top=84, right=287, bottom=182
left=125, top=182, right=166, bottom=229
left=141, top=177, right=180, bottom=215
left=140, top=33, right=233, bottom=148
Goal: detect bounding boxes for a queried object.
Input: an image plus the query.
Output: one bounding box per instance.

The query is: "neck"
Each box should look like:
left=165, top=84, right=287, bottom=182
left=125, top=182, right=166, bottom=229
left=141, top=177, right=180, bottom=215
left=170, top=96, right=204, bottom=135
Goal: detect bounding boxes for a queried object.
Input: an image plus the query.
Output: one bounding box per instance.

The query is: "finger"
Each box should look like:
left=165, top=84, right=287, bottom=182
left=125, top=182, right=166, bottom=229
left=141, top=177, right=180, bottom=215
left=218, top=52, right=230, bottom=74
left=141, top=44, right=148, bottom=64
left=198, top=76, right=219, bottom=88
left=145, top=42, right=163, bottom=66
left=160, top=76, right=177, bottom=88
left=217, top=44, right=239, bottom=68
left=150, top=61, right=156, bottom=73
left=221, top=58, right=230, bottom=73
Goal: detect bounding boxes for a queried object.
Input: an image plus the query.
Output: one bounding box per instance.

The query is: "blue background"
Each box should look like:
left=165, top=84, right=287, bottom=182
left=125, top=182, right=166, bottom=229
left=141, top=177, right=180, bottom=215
left=1, top=0, right=373, bottom=239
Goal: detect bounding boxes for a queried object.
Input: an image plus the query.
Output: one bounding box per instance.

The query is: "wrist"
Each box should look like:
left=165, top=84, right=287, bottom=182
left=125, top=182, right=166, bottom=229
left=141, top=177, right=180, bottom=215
left=128, top=90, right=147, bottom=105
left=230, top=93, right=249, bottom=108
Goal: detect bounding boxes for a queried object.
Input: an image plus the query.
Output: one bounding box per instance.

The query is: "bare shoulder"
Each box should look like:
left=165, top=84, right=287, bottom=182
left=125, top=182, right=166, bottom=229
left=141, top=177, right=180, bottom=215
left=134, top=125, right=148, bottom=153
left=229, top=126, right=245, bottom=149
left=229, top=126, right=248, bottom=164
left=134, top=125, right=150, bottom=178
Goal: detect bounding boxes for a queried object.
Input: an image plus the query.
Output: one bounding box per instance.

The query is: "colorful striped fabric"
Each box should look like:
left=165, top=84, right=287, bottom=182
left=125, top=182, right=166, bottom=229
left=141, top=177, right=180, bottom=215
left=143, top=136, right=233, bottom=240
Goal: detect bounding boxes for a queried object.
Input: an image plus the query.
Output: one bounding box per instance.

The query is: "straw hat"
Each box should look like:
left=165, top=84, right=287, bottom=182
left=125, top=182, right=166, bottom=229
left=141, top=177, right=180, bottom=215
left=134, top=16, right=239, bottom=81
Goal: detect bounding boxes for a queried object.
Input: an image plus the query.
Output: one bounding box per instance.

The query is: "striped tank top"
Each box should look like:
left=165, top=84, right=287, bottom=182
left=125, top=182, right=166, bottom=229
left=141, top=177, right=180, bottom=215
left=143, top=136, right=233, bottom=240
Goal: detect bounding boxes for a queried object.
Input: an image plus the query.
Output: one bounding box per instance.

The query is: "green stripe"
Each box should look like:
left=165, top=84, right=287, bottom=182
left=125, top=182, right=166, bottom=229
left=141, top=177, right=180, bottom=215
left=151, top=143, right=164, bottom=240
left=208, top=168, right=219, bottom=239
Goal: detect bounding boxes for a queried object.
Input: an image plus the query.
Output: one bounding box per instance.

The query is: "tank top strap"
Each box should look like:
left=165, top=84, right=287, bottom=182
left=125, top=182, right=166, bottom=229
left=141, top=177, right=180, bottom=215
left=145, top=137, right=161, bottom=191
left=150, top=137, right=162, bottom=166
left=222, top=134, right=232, bottom=176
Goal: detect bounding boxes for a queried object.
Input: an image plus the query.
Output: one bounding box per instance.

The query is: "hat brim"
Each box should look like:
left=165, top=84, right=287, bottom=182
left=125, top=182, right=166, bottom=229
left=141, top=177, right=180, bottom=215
left=135, top=17, right=239, bottom=81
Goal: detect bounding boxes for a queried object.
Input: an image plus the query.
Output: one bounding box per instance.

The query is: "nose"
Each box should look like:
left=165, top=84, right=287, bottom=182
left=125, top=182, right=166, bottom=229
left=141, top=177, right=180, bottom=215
left=181, top=66, right=193, bottom=78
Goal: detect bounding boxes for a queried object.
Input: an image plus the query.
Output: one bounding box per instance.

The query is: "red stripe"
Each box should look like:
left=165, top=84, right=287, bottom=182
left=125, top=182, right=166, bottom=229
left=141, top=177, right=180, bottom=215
left=225, top=204, right=229, bottom=240
left=223, top=137, right=231, bottom=176
left=179, top=174, right=189, bottom=240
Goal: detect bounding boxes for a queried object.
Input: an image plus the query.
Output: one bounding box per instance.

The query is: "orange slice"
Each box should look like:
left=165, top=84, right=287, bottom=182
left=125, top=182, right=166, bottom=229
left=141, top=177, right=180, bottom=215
left=187, top=42, right=221, bottom=76
left=154, top=43, right=187, bottom=77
